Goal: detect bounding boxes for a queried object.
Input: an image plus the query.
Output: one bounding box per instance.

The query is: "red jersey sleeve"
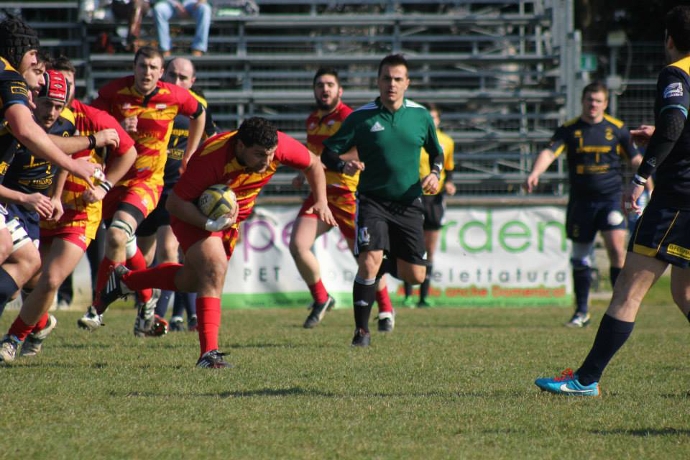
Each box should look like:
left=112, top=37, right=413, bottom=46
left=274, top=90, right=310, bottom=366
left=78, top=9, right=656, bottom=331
left=166, top=82, right=204, bottom=119
left=275, top=131, right=312, bottom=170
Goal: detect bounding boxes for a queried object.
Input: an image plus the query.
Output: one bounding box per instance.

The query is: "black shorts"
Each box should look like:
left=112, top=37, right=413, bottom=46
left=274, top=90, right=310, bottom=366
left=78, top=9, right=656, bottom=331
left=566, top=196, right=626, bottom=243
left=628, top=196, right=690, bottom=268
left=355, top=193, right=427, bottom=266
left=136, top=194, right=170, bottom=237
left=421, top=193, right=445, bottom=230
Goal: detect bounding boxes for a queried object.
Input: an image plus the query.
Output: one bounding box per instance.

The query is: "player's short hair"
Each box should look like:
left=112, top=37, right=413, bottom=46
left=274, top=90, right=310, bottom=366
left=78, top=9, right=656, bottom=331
left=581, top=81, right=609, bottom=100
left=50, top=55, right=77, bottom=75
left=427, top=102, right=440, bottom=114
left=313, top=67, right=340, bottom=86
left=134, top=45, right=164, bottom=66
left=237, top=117, right=278, bottom=149
left=378, top=54, right=409, bottom=77
left=666, top=5, right=690, bottom=53
left=0, top=14, right=40, bottom=70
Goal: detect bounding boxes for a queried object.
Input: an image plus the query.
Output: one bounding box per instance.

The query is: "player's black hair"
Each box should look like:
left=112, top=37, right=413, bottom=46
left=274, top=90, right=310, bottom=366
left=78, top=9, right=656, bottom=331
left=0, top=13, right=40, bottom=70
left=666, top=5, right=690, bottom=54
left=313, top=67, right=340, bottom=86
left=133, top=45, right=164, bottom=65
left=237, top=117, right=278, bottom=149
left=581, top=81, right=609, bottom=101
left=50, top=55, right=77, bottom=75
left=377, top=54, right=409, bottom=77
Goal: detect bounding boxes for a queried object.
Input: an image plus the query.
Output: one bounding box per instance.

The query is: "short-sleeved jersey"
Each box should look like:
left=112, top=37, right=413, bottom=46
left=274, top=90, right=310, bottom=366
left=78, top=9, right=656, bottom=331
left=163, top=89, right=217, bottom=191
left=4, top=113, right=76, bottom=197
left=549, top=114, right=640, bottom=199
left=92, top=76, right=203, bottom=188
left=646, top=56, right=690, bottom=209
left=173, top=131, right=311, bottom=224
left=419, top=128, right=455, bottom=195
left=48, top=99, right=135, bottom=226
left=0, top=57, right=33, bottom=186
left=323, top=97, right=443, bottom=201
left=306, top=100, right=357, bottom=191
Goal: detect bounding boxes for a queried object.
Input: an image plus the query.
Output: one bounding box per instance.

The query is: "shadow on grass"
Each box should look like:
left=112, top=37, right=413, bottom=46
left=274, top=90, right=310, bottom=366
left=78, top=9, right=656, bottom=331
left=591, top=427, right=690, bottom=437
left=118, top=388, right=492, bottom=399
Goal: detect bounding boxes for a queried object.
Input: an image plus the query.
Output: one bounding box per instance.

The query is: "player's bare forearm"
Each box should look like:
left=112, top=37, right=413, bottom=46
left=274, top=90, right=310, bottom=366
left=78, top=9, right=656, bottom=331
left=166, top=191, right=209, bottom=230
left=183, top=112, right=207, bottom=165
left=106, top=147, right=137, bottom=186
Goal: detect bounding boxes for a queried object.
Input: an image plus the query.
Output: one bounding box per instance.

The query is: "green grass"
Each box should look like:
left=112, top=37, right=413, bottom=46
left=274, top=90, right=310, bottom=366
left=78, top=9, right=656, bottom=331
left=1, top=277, right=688, bottom=460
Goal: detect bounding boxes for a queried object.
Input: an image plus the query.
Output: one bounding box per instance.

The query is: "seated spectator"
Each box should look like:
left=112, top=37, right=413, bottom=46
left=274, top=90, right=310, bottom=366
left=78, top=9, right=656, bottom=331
left=153, top=0, right=212, bottom=57
left=111, top=0, right=151, bottom=52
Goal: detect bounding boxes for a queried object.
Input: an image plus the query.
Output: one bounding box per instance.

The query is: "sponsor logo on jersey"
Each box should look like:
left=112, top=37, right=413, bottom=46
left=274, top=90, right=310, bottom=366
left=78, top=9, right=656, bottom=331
left=10, top=85, right=28, bottom=97
left=370, top=121, right=385, bottom=132
left=155, top=103, right=167, bottom=110
left=668, top=244, right=690, bottom=261
left=663, top=82, right=683, bottom=99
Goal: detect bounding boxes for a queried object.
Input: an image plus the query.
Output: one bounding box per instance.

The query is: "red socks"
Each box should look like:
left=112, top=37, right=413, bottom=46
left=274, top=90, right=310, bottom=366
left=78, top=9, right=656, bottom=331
left=377, top=285, right=394, bottom=314
left=127, top=248, right=152, bottom=302
left=308, top=279, right=328, bottom=305
left=122, top=263, right=182, bottom=291
left=196, top=296, right=221, bottom=357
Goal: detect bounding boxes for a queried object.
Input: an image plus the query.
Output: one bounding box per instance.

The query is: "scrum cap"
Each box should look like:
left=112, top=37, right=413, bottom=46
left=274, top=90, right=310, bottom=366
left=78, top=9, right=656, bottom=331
left=38, top=70, right=69, bottom=104
left=0, top=15, right=40, bottom=69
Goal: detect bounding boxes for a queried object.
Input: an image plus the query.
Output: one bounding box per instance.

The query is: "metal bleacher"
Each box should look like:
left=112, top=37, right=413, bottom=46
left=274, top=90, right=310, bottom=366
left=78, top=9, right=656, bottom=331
left=10, top=0, right=579, bottom=199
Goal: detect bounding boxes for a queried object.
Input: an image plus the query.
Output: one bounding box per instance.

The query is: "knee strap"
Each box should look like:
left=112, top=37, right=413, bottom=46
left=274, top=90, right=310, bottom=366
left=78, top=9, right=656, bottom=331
left=570, top=241, right=594, bottom=270
left=110, top=219, right=137, bottom=259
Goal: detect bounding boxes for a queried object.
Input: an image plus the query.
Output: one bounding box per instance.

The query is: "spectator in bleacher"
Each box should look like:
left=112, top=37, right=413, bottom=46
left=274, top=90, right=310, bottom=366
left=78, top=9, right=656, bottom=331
left=110, top=0, right=151, bottom=53
left=98, top=117, right=336, bottom=368
left=288, top=67, right=395, bottom=331
left=402, top=104, right=455, bottom=308
left=523, top=81, right=643, bottom=328
left=321, top=54, right=444, bottom=347
left=153, top=0, right=212, bottom=57
left=136, top=56, right=219, bottom=332
left=535, top=4, right=690, bottom=397
left=76, top=46, right=206, bottom=338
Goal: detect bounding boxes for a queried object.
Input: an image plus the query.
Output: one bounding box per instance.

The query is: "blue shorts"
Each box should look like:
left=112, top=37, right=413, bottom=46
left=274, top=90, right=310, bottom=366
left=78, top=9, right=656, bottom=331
left=628, top=196, right=690, bottom=268
left=566, top=197, right=626, bottom=243
left=6, top=204, right=40, bottom=243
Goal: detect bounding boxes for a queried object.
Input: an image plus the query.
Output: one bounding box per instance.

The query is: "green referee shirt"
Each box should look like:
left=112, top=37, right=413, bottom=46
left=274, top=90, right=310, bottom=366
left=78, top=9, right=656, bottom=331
left=323, top=97, right=444, bottom=201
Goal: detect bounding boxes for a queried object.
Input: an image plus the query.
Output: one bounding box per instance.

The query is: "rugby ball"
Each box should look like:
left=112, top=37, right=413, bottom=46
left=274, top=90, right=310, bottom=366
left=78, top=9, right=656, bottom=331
left=198, top=184, right=237, bottom=220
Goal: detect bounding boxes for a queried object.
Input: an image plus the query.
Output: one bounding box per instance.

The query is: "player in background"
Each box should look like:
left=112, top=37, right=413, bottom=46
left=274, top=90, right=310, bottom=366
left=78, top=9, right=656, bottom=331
left=289, top=67, right=396, bottom=331
left=524, top=81, right=643, bottom=328
left=136, top=56, right=218, bottom=332
left=402, top=104, right=455, bottom=308
left=100, top=117, right=336, bottom=368
left=77, top=46, right=206, bottom=337
left=0, top=15, right=100, bottom=269
left=321, top=54, right=444, bottom=347
left=0, top=68, right=136, bottom=362
left=535, top=5, right=690, bottom=396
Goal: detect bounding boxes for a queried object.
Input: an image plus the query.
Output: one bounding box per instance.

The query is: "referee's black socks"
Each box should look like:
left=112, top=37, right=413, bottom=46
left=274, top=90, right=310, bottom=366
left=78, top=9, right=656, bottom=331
left=353, top=276, right=377, bottom=332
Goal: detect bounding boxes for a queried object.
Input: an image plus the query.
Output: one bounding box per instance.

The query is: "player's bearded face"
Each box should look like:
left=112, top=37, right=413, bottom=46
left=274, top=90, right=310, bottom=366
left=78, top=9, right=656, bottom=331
left=314, top=76, right=341, bottom=111
left=237, top=141, right=277, bottom=173
left=35, top=98, right=64, bottom=129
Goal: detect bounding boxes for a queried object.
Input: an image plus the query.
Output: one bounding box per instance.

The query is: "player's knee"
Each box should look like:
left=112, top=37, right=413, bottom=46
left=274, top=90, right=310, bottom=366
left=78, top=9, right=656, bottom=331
left=570, top=242, right=593, bottom=271
left=108, top=219, right=134, bottom=250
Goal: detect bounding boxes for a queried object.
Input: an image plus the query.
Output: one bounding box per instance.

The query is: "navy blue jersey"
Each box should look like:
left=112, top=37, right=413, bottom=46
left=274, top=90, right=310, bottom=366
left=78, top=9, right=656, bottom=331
left=0, top=57, right=33, bottom=186
left=4, top=114, right=76, bottom=197
left=647, top=57, right=690, bottom=209
left=550, top=115, right=640, bottom=199
left=162, top=89, right=217, bottom=191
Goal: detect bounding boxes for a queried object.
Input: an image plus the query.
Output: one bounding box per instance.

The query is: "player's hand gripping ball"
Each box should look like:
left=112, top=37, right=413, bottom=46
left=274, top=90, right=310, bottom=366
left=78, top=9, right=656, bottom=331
left=198, top=184, right=238, bottom=220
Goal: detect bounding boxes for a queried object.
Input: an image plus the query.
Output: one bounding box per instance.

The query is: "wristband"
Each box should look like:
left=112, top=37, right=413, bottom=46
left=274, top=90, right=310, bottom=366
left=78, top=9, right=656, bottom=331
left=87, top=134, right=97, bottom=150
left=430, top=170, right=441, bottom=179
left=632, top=174, right=647, bottom=187
left=98, top=180, right=112, bottom=193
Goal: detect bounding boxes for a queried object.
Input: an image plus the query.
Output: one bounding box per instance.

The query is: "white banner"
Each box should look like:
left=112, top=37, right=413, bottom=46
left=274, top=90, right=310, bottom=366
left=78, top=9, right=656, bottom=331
left=222, top=205, right=571, bottom=308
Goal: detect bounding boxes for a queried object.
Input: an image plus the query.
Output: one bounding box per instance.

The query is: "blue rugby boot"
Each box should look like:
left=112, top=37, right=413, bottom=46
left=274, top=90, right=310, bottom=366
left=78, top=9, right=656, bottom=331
left=535, top=368, right=600, bottom=397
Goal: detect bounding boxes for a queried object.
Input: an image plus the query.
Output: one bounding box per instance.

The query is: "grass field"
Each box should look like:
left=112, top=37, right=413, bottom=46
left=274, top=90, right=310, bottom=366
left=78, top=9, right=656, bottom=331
left=1, top=277, right=688, bottom=459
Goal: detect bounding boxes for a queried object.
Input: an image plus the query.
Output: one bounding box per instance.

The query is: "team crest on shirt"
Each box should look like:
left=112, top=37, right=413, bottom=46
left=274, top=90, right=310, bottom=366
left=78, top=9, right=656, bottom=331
left=663, top=82, right=683, bottom=99
left=308, top=122, right=317, bottom=130
left=605, top=128, right=614, bottom=141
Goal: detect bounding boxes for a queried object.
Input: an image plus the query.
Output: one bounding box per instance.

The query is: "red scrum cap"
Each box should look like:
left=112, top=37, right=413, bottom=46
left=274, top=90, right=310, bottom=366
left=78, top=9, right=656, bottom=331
left=38, top=70, right=69, bottom=104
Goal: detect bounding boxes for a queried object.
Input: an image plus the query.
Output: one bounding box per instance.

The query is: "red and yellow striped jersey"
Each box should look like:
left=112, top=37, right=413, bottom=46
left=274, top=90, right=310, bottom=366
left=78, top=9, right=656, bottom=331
left=92, top=76, right=203, bottom=188
left=306, top=101, right=357, bottom=191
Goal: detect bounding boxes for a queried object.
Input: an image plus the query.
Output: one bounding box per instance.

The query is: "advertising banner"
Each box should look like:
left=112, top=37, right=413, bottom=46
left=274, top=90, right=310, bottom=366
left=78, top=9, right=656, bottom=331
left=222, top=205, right=571, bottom=309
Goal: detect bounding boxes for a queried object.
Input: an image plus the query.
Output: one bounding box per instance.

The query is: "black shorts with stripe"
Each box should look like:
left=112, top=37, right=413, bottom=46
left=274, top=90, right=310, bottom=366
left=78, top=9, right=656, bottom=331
left=421, top=193, right=445, bottom=230
left=628, top=195, right=690, bottom=268
left=355, top=193, right=427, bottom=266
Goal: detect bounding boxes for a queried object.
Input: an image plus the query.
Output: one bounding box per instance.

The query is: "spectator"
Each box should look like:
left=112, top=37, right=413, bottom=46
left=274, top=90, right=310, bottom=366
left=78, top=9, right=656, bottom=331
left=110, top=0, right=151, bottom=53
left=153, top=0, right=212, bottom=57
